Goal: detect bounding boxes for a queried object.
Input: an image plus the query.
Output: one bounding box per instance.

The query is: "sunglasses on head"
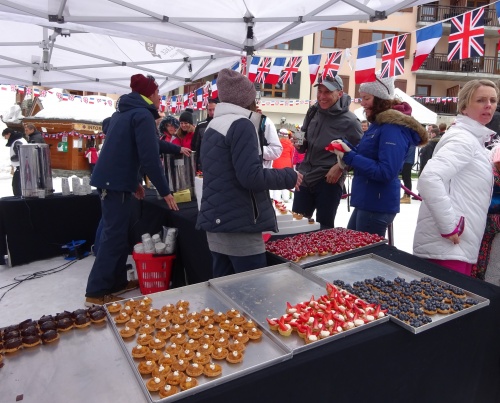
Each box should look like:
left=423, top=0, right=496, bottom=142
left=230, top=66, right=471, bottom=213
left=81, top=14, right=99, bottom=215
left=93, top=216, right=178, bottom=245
left=317, top=74, right=342, bottom=89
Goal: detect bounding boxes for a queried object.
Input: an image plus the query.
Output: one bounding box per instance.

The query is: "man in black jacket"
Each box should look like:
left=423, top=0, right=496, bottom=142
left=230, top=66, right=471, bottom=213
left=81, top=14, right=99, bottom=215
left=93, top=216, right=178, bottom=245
left=24, top=123, right=45, bottom=144
left=191, top=98, right=218, bottom=171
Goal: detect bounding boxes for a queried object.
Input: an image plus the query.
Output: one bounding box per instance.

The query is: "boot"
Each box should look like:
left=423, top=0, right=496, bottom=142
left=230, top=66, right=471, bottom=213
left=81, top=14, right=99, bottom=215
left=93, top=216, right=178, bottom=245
left=400, top=194, right=411, bottom=204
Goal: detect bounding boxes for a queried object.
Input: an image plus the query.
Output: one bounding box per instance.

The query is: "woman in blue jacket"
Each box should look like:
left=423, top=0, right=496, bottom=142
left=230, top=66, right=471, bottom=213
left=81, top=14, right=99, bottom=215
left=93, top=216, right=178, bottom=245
left=330, top=74, right=427, bottom=236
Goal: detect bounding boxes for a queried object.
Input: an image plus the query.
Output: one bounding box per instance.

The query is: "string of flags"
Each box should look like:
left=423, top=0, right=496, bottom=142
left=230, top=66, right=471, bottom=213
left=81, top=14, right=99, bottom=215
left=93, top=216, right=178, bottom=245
left=41, top=131, right=105, bottom=139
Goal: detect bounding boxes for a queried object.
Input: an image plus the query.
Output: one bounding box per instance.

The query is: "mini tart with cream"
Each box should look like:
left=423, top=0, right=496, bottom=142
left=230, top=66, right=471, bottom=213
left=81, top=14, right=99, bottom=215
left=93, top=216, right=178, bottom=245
left=226, top=350, right=244, bottom=364
left=187, top=327, right=204, bottom=339
left=201, top=307, right=215, bottom=317
left=242, top=319, right=257, bottom=331
left=178, top=348, right=195, bottom=361
left=141, top=296, right=153, bottom=307
left=165, top=343, right=182, bottom=356
left=180, top=376, right=198, bottom=391
left=197, top=343, right=214, bottom=355
left=233, top=332, right=249, bottom=344
left=159, top=352, right=176, bottom=366
left=214, top=336, right=229, bottom=349
left=119, top=326, right=136, bottom=339
left=145, top=349, right=163, bottom=362
left=131, top=311, right=144, bottom=321
left=136, top=333, right=153, bottom=346
left=146, top=376, right=166, bottom=392
left=138, top=324, right=155, bottom=335
left=176, top=299, right=190, bottom=309
left=246, top=327, right=263, bottom=340
left=170, top=333, right=188, bottom=345
left=203, top=323, right=218, bottom=335
left=231, top=314, right=247, bottom=326
left=171, top=313, right=188, bottom=325
left=138, top=360, right=157, bottom=375
left=152, top=363, right=170, bottom=379
left=183, top=338, right=200, bottom=351
left=203, top=362, right=222, bottom=377
left=162, top=303, right=176, bottom=313
left=124, top=298, right=139, bottom=309
left=228, top=340, right=246, bottom=352
left=159, top=384, right=178, bottom=399
left=200, top=334, right=215, bottom=345
left=115, top=311, right=130, bottom=324
left=187, top=311, right=201, bottom=321
left=131, top=344, right=150, bottom=359
left=185, top=318, right=200, bottom=330
left=149, top=338, right=166, bottom=350
left=156, top=327, right=172, bottom=340
left=154, top=317, right=170, bottom=329
left=226, top=308, right=240, bottom=319
left=193, top=351, right=210, bottom=365
left=166, top=370, right=186, bottom=386
left=211, top=347, right=229, bottom=360
left=213, top=312, right=227, bottom=323
left=141, top=315, right=156, bottom=325
left=136, top=300, right=149, bottom=312
left=171, top=358, right=189, bottom=372
left=146, top=307, right=161, bottom=318
left=170, top=324, right=186, bottom=334
left=125, top=318, right=141, bottom=329
left=199, top=315, right=214, bottom=327
left=219, top=320, right=232, bottom=331
left=186, top=362, right=204, bottom=377
left=107, top=302, right=122, bottom=314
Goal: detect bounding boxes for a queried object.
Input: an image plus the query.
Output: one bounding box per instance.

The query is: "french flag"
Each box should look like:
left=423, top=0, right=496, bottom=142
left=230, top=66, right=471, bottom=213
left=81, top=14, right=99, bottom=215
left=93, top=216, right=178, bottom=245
left=411, top=24, right=442, bottom=71
left=248, top=56, right=261, bottom=83
left=196, top=87, right=203, bottom=110
left=308, top=54, right=321, bottom=84
left=355, top=44, right=377, bottom=84
left=265, top=57, right=286, bottom=85
left=170, top=95, right=177, bottom=114
left=183, top=93, right=189, bottom=108
left=210, top=78, right=218, bottom=99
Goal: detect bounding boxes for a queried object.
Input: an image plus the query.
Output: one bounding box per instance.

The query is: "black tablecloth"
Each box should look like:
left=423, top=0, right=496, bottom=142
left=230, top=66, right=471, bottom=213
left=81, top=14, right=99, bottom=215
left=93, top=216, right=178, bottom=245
left=136, top=195, right=500, bottom=402
left=0, top=193, right=101, bottom=266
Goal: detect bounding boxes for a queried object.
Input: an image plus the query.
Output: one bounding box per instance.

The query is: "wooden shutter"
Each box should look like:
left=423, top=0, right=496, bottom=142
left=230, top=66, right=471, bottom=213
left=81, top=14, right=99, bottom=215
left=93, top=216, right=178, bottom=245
left=340, top=75, right=350, bottom=96
left=399, top=32, right=412, bottom=59
left=358, top=30, right=372, bottom=46
left=289, top=37, right=303, bottom=51
left=395, top=79, right=407, bottom=93
left=355, top=84, right=361, bottom=98
left=336, top=28, right=353, bottom=49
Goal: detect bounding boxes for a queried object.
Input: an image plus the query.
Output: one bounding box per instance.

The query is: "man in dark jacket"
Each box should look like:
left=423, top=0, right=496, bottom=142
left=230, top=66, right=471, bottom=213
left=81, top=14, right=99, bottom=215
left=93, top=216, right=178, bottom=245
left=24, top=123, right=45, bottom=144
left=419, top=127, right=441, bottom=176
left=191, top=98, right=218, bottom=171
left=2, top=128, right=27, bottom=196
left=196, top=69, right=301, bottom=278
left=293, top=75, right=363, bottom=228
left=85, top=74, right=178, bottom=306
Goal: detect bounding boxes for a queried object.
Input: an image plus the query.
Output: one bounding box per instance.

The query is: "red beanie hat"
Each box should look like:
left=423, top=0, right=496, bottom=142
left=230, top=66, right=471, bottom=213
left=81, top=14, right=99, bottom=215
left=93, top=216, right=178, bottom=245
left=130, top=74, right=158, bottom=97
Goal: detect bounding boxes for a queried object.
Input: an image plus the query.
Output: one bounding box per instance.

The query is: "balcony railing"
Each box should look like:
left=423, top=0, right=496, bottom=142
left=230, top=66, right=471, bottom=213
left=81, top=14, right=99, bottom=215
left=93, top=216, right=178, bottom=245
left=418, top=53, right=499, bottom=75
left=417, top=5, right=497, bottom=27
left=413, top=97, right=458, bottom=116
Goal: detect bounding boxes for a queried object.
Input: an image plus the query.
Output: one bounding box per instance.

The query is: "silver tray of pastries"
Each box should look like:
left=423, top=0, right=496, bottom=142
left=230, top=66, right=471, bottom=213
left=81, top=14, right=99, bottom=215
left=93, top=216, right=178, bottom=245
left=305, top=254, right=490, bottom=334
left=209, top=263, right=389, bottom=354
left=105, top=282, right=291, bottom=403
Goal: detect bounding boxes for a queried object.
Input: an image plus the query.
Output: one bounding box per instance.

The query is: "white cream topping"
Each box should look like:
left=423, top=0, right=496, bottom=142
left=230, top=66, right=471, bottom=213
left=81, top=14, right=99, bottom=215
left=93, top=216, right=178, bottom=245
left=130, top=319, right=136, bottom=323
left=136, top=345, right=142, bottom=349
left=336, top=326, right=343, bottom=333
left=217, top=348, right=222, bottom=353
left=124, top=326, right=130, bottom=331
left=165, top=385, right=171, bottom=391
left=192, top=363, right=198, bottom=368
left=146, top=315, right=151, bottom=321
left=160, top=328, right=167, bottom=332
left=232, top=351, right=238, bottom=357
left=186, top=377, right=192, bottom=382
left=143, top=324, right=150, bottom=328
left=179, top=359, right=184, bottom=365
left=218, top=338, right=225, bottom=342
left=184, top=349, right=190, bottom=354
left=154, top=377, right=161, bottom=384
left=159, top=365, right=164, bottom=371
left=365, top=315, right=375, bottom=321
left=307, top=317, right=314, bottom=324
left=210, top=364, right=215, bottom=370
left=320, top=330, right=330, bottom=337
left=204, top=308, right=210, bottom=312
left=173, top=371, right=179, bottom=376
left=308, top=335, right=318, bottom=341
left=171, top=343, right=177, bottom=348
left=174, top=324, right=180, bottom=329
left=377, top=312, right=385, bottom=318
left=164, top=352, right=170, bottom=358
left=354, top=319, right=364, bottom=326
left=203, top=344, right=208, bottom=348
left=146, top=361, right=152, bottom=365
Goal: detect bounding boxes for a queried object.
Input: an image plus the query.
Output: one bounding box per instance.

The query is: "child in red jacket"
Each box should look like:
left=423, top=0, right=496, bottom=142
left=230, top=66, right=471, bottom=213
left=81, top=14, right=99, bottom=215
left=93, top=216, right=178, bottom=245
left=85, top=145, right=99, bottom=174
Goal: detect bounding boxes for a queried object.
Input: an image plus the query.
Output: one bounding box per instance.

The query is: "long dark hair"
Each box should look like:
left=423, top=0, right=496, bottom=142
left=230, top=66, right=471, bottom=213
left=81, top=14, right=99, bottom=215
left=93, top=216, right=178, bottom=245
left=367, top=97, right=404, bottom=123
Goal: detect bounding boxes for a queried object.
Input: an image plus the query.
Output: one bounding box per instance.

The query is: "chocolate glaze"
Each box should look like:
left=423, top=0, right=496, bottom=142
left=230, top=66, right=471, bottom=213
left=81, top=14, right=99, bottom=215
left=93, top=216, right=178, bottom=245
left=41, top=330, right=58, bottom=343
left=74, top=314, right=90, bottom=326
left=38, top=315, right=54, bottom=324
left=3, top=330, right=21, bottom=340
left=72, top=309, right=87, bottom=318
left=19, top=319, right=37, bottom=330
left=22, top=334, right=41, bottom=345
left=90, top=310, right=106, bottom=321
left=21, top=326, right=39, bottom=337
left=40, top=321, right=57, bottom=332
left=57, top=318, right=73, bottom=330
left=55, top=311, right=72, bottom=321
left=4, top=337, right=22, bottom=350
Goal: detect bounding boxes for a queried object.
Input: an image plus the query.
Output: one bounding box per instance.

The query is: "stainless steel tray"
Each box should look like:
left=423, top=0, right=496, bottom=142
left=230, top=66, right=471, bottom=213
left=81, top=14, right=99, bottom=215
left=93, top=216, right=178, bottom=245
left=209, top=263, right=389, bottom=354
left=106, top=282, right=291, bottom=403
left=305, top=254, right=490, bottom=334
left=267, top=240, right=387, bottom=268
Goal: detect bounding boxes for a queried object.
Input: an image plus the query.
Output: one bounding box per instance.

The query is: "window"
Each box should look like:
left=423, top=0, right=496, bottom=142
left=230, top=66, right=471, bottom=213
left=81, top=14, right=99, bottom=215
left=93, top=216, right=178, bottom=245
left=340, top=75, right=350, bottom=97
left=273, top=37, right=303, bottom=51
left=416, top=85, right=431, bottom=97
left=395, top=79, right=407, bottom=93
left=257, top=72, right=301, bottom=99
left=359, top=30, right=411, bottom=59
left=320, top=28, right=353, bottom=49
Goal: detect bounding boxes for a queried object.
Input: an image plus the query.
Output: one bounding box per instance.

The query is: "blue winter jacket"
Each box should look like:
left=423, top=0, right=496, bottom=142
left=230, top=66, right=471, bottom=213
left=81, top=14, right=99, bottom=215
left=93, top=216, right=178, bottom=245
left=196, top=103, right=297, bottom=233
left=91, top=92, right=171, bottom=196
left=343, top=108, right=427, bottom=214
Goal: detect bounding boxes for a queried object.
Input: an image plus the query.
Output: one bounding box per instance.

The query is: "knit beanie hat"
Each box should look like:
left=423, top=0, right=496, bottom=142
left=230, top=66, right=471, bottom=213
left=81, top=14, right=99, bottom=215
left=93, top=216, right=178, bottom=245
left=217, top=68, right=256, bottom=108
left=130, top=74, right=159, bottom=97
left=359, top=73, right=395, bottom=100
left=179, top=110, right=194, bottom=125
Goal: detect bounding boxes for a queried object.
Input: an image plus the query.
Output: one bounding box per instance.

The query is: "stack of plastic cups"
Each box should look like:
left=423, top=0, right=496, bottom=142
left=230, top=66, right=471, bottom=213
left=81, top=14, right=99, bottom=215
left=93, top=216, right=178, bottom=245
left=61, top=178, right=71, bottom=196
left=72, top=177, right=81, bottom=195
left=134, top=243, right=145, bottom=254
left=152, top=234, right=161, bottom=244
left=154, top=242, right=166, bottom=254
left=163, top=228, right=177, bottom=254
left=142, top=233, right=155, bottom=253
left=82, top=176, right=92, bottom=194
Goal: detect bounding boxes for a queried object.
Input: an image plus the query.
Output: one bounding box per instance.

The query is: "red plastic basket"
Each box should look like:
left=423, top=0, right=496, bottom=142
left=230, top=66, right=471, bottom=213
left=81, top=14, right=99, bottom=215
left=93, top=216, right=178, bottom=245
left=132, top=252, right=175, bottom=295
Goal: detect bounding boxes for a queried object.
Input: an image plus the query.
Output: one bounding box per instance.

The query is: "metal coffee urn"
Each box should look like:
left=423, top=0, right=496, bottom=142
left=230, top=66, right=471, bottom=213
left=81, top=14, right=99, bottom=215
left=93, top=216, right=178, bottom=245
left=164, top=152, right=196, bottom=196
left=19, top=144, right=54, bottom=198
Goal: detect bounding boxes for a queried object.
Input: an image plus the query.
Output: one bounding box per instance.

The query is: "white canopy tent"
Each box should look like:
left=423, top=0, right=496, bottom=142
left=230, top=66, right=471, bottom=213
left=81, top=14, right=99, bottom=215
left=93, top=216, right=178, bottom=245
left=0, top=0, right=433, bottom=93
left=353, top=88, right=438, bottom=125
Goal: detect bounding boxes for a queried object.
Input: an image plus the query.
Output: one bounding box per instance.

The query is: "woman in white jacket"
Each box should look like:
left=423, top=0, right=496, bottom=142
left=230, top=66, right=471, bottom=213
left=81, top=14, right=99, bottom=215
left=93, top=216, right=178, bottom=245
left=413, top=79, right=498, bottom=276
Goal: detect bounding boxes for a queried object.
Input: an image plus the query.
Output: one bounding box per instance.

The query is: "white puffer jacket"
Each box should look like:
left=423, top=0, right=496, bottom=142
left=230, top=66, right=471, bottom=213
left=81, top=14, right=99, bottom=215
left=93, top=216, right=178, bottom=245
left=413, top=115, right=494, bottom=263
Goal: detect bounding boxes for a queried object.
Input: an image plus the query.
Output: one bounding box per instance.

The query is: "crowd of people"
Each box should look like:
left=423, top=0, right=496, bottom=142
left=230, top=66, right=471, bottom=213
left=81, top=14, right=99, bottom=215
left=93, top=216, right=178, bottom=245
left=4, top=68, right=497, bottom=304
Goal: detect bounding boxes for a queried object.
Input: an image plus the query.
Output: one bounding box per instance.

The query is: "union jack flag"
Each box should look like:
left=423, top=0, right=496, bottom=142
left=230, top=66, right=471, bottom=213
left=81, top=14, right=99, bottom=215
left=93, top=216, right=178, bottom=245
left=188, top=92, right=195, bottom=108
left=447, top=8, right=484, bottom=61
left=280, top=57, right=302, bottom=84
left=202, top=84, right=209, bottom=107
left=255, top=57, right=272, bottom=83
left=381, top=34, right=407, bottom=78
left=321, top=51, right=342, bottom=80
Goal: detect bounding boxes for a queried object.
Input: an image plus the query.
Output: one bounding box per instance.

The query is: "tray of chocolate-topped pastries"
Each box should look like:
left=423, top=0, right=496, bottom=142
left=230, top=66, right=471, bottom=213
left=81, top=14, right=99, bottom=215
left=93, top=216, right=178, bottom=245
left=105, top=282, right=291, bottom=403
left=304, top=254, right=489, bottom=334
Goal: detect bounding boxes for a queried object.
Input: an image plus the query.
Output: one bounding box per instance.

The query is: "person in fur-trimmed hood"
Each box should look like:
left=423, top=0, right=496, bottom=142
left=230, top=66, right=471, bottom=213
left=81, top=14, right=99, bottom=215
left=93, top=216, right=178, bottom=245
left=328, top=73, right=427, bottom=237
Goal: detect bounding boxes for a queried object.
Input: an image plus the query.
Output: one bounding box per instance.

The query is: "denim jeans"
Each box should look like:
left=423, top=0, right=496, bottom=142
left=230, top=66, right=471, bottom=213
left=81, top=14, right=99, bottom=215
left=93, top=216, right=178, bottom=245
left=211, top=251, right=267, bottom=278
left=292, top=178, right=343, bottom=229
left=347, top=208, right=396, bottom=237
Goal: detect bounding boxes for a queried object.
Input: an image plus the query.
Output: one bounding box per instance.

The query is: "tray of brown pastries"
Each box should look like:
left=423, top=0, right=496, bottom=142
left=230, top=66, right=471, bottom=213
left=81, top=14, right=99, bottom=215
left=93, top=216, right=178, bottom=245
left=209, top=262, right=389, bottom=353
left=305, top=254, right=489, bottom=334
left=105, top=282, right=291, bottom=403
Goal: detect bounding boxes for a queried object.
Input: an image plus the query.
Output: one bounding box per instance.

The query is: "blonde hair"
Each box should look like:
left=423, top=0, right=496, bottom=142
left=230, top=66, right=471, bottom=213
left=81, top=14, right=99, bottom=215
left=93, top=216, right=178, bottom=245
left=457, top=79, right=499, bottom=115
left=175, top=124, right=195, bottom=139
